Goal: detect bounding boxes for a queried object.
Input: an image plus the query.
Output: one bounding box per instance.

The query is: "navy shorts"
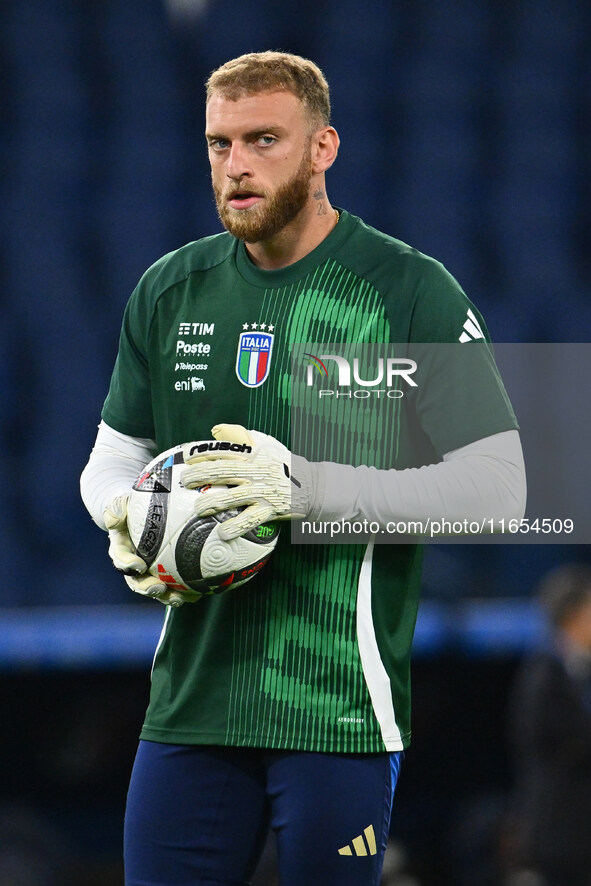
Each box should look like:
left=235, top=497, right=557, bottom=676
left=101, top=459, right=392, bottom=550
left=124, top=741, right=402, bottom=886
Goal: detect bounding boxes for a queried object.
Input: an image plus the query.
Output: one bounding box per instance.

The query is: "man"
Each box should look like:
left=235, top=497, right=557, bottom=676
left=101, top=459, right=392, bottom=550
left=81, top=51, right=525, bottom=886
left=507, top=564, right=591, bottom=886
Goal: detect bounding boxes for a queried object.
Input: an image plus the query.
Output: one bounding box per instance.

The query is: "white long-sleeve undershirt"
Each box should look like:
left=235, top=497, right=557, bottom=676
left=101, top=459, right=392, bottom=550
left=80, top=422, right=156, bottom=530
left=80, top=421, right=526, bottom=533
left=305, top=429, right=526, bottom=529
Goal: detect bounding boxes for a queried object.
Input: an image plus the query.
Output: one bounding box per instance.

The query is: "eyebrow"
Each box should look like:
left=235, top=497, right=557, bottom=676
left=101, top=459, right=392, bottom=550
left=205, top=125, right=288, bottom=142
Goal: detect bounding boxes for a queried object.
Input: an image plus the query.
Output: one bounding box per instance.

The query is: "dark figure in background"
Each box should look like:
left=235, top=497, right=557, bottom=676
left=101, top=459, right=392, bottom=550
left=507, top=563, right=591, bottom=886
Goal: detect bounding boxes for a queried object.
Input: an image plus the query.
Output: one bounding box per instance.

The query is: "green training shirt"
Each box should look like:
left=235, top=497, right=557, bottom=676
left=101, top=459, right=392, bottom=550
left=102, top=210, right=517, bottom=753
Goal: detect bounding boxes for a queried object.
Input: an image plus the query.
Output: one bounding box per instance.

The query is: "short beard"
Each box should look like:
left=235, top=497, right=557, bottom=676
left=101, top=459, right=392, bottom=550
left=213, top=146, right=313, bottom=243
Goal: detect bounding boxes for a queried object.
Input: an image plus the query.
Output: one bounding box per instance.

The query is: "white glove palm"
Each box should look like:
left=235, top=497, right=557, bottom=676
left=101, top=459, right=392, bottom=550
left=103, top=493, right=199, bottom=607
left=181, top=424, right=314, bottom=541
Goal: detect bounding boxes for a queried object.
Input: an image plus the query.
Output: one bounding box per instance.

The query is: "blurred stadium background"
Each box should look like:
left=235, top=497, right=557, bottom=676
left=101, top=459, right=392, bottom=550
left=1, top=0, right=590, bottom=883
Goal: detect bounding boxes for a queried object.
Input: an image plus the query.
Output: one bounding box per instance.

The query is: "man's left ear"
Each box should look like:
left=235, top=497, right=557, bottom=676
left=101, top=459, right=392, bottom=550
left=311, top=127, right=340, bottom=175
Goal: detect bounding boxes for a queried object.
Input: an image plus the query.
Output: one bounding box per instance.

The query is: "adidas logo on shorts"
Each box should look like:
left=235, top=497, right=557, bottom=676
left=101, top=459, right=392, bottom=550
left=338, top=824, right=377, bottom=857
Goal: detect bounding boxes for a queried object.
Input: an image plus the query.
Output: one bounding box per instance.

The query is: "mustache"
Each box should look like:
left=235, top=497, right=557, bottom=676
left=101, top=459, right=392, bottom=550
left=216, top=183, right=265, bottom=201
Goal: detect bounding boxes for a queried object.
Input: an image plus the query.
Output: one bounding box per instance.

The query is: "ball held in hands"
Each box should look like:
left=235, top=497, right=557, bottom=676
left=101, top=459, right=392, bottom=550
left=181, top=425, right=312, bottom=540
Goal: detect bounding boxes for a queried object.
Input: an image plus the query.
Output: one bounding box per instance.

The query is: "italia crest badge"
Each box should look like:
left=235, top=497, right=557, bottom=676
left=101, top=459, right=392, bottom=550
left=235, top=323, right=275, bottom=388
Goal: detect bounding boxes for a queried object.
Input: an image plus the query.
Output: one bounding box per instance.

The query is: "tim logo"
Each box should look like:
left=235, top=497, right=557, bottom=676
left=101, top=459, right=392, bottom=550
left=305, top=352, right=417, bottom=399
left=236, top=331, right=274, bottom=388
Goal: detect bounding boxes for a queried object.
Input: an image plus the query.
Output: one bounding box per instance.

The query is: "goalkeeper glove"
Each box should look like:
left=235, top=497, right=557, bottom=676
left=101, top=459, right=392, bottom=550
left=103, top=494, right=199, bottom=607
left=181, top=423, right=316, bottom=540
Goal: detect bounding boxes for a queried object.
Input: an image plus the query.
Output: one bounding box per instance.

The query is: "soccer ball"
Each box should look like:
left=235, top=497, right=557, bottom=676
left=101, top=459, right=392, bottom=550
left=127, top=443, right=280, bottom=596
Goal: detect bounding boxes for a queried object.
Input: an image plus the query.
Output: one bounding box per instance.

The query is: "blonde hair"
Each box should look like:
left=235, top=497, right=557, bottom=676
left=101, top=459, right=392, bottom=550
left=206, top=51, right=331, bottom=128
